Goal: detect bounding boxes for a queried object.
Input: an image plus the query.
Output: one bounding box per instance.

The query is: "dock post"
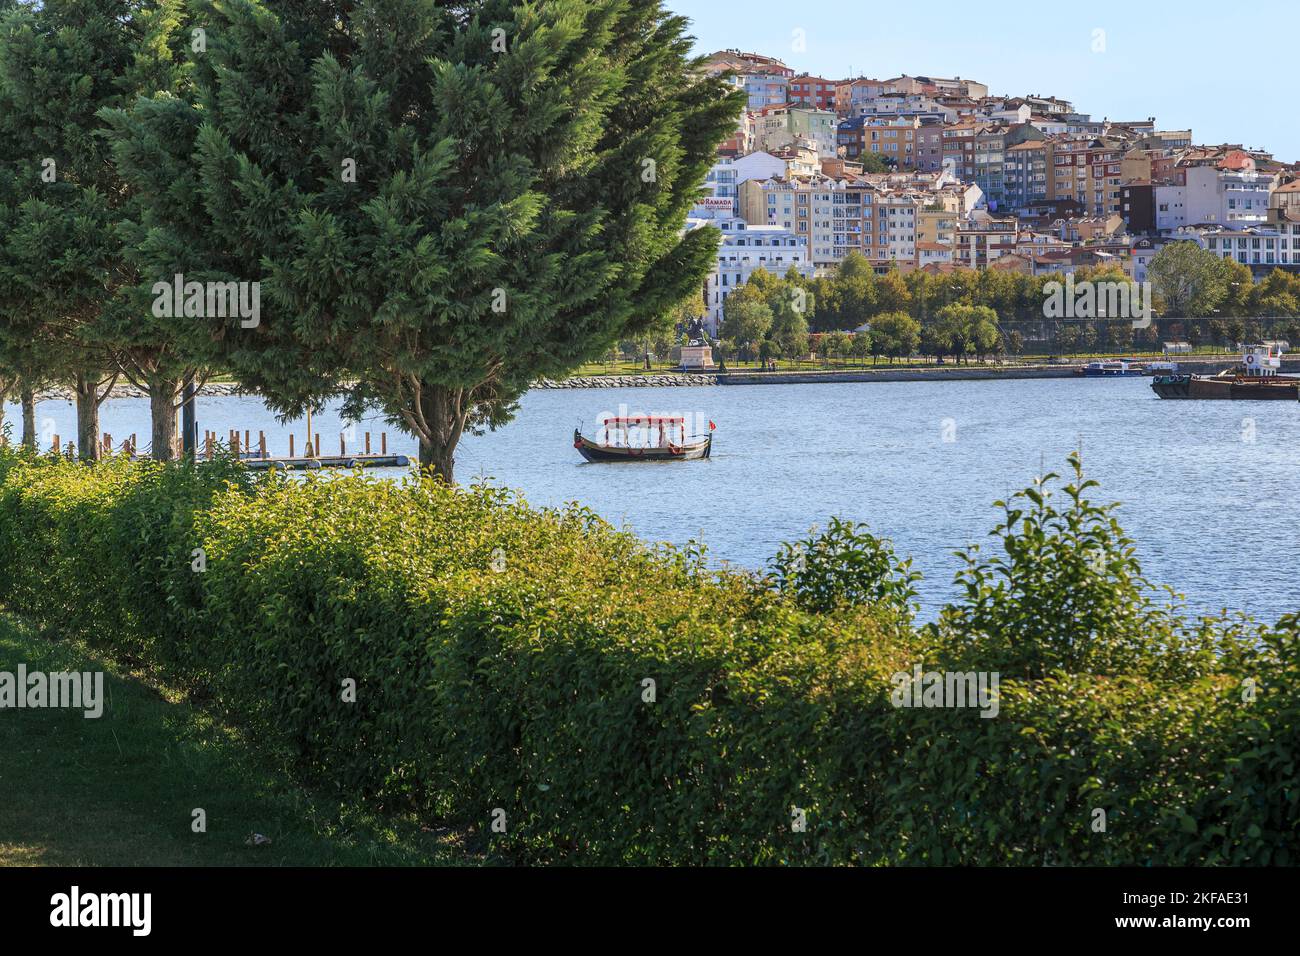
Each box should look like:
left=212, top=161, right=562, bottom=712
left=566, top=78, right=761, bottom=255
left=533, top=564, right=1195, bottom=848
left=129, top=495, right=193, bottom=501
left=365, top=432, right=371, bottom=455
left=52, top=434, right=60, bottom=455
left=340, top=434, right=346, bottom=457
left=289, top=434, right=295, bottom=458
left=381, top=432, right=387, bottom=455
left=259, top=431, right=267, bottom=459
left=232, top=432, right=240, bottom=458
left=130, top=434, right=137, bottom=456
left=244, top=430, right=250, bottom=454
left=314, top=434, right=321, bottom=458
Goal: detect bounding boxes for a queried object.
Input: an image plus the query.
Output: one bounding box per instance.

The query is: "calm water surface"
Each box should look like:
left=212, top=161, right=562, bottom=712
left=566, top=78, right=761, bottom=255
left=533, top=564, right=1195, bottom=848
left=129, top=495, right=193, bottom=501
left=8, top=378, right=1298, bottom=622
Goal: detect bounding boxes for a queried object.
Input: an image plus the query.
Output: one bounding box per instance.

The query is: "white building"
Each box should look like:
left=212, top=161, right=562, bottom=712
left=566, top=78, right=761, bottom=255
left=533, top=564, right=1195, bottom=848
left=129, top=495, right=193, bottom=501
left=1155, top=183, right=1188, bottom=231
left=693, top=152, right=791, bottom=218
left=688, top=216, right=815, bottom=335
left=1184, top=163, right=1275, bottom=226
left=1175, top=224, right=1296, bottom=269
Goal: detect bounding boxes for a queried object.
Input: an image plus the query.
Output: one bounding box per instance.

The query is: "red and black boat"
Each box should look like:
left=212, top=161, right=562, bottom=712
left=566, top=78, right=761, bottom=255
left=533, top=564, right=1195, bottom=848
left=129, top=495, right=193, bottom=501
left=1152, top=344, right=1298, bottom=400
left=574, top=416, right=713, bottom=463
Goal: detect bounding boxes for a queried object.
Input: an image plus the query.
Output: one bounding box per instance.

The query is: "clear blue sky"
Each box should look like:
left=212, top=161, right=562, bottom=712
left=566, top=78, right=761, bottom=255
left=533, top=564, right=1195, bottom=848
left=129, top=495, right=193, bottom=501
left=669, top=0, right=1298, bottom=163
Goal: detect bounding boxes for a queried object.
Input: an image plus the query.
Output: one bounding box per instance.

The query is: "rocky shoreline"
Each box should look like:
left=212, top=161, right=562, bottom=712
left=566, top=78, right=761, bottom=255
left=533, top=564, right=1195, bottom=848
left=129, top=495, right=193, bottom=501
left=534, top=374, right=717, bottom=388
left=25, top=357, right=1260, bottom=401
left=34, top=381, right=248, bottom=402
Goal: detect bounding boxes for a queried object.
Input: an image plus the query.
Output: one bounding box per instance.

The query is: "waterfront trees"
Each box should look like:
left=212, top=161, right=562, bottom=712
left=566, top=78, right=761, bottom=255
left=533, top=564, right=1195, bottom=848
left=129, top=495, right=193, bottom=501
left=0, top=0, right=135, bottom=461
left=720, top=297, right=773, bottom=361
left=868, top=311, right=919, bottom=364
left=116, top=0, right=743, bottom=481
left=1147, top=241, right=1231, bottom=318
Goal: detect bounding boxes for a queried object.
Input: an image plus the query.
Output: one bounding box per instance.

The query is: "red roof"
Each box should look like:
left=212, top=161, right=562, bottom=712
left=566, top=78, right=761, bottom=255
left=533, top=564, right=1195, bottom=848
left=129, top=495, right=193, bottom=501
left=603, top=417, right=685, bottom=426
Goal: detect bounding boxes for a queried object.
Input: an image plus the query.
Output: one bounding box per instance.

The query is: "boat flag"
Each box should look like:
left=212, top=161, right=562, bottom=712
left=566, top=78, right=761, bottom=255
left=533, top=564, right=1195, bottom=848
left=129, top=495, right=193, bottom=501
left=709, top=421, right=717, bottom=431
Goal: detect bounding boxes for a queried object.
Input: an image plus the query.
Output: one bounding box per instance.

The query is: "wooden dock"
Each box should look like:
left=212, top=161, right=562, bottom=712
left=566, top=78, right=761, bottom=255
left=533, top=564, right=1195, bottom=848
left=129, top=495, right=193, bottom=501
left=205, top=429, right=410, bottom=470
left=241, top=454, right=410, bottom=471
left=32, top=428, right=412, bottom=471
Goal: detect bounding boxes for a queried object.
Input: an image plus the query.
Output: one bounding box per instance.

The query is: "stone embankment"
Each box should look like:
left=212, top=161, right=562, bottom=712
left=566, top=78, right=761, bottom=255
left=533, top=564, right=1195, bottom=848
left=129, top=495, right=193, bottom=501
left=35, top=381, right=246, bottom=402
left=534, top=374, right=717, bottom=388
left=29, top=356, right=1290, bottom=399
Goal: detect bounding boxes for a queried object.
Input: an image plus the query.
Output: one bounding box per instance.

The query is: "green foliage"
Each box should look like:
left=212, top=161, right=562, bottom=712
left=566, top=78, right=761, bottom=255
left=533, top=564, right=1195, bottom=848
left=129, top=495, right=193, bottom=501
left=868, top=310, right=920, bottom=362
left=771, top=517, right=919, bottom=622
left=99, top=0, right=745, bottom=477
left=0, top=446, right=1294, bottom=865
left=1147, top=241, right=1235, bottom=319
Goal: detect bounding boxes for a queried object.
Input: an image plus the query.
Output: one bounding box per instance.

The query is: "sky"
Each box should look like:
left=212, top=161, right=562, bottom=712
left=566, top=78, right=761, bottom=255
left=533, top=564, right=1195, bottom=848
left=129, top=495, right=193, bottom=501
left=668, top=0, right=1299, bottom=163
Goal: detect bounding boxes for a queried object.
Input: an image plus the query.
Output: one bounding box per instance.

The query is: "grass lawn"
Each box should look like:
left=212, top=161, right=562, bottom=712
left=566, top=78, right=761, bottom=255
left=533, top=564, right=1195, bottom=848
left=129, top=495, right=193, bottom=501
left=0, top=613, right=479, bottom=867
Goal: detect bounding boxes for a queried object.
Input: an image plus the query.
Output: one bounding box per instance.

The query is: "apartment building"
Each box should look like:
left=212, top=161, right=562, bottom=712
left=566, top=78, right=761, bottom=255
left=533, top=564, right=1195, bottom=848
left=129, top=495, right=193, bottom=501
left=914, top=75, right=989, bottom=99
left=740, top=176, right=881, bottom=268
left=878, top=192, right=922, bottom=264
left=1184, top=154, right=1275, bottom=225
left=1151, top=153, right=1278, bottom=230
left=688, top=216, right=815, bottom=334
left=1050, top=137, right=1123, bottom=218
left=1004, top=140, right=1051, bottom=211
left=974, top=126, right=1010, bottom=210
left=742, top=73, right=791, bottom=110
left=1120, top=181, right=1156, bottom=234
left=755, top=105, right=838, bottom=158
left=941, top=121, right=981, bottom=180
left=1176, top=223, right=1297, bottom=272
left=837, top=116, right=868, bottom=158
left=695, top=152, right=790, bottom=217
left=955, top=212, right=1019, bottom=268
left=915, top=119, right=946, bottom=172
left=835, top=78, right=888, bottom=116
left=703, top=50, right=793, bottom=78
left=787, top=74, right=838, bottom=111
left=862, top=116, right=921, bottom=167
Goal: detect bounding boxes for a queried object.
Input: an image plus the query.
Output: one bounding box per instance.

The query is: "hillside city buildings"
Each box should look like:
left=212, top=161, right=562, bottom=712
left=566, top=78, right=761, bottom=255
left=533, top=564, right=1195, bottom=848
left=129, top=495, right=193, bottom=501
left=689, top=49, right=1300, bottom=333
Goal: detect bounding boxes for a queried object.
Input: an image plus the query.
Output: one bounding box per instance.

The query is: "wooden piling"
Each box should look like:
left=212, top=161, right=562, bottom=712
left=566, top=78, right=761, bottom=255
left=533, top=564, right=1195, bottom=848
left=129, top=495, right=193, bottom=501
left=381, top=432, right=387, bottom=455
left=365, top=432, right=371, bottom=455
left=289, top=434, right=295, bottom=458
left=314, top=434, right=321, bottom=458
left=259, top=431, right=267, bottom=459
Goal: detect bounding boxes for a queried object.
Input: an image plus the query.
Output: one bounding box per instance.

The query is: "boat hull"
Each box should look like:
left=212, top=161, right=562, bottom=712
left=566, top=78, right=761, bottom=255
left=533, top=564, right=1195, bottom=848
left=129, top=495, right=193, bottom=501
left=1152, top=374, right=1299, bottom=400
left=574, top=430, right=712, bottom=463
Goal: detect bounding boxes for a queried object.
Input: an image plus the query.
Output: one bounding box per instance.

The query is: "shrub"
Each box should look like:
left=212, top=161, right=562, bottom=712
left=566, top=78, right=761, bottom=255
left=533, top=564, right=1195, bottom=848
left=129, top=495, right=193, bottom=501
left=0, top=445, right=1294, bottom=865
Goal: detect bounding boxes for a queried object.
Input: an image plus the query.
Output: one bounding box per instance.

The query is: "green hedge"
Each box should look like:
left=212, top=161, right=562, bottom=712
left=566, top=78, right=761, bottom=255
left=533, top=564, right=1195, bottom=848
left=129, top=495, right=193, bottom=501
left=0, top=446, right=1295, bottom=865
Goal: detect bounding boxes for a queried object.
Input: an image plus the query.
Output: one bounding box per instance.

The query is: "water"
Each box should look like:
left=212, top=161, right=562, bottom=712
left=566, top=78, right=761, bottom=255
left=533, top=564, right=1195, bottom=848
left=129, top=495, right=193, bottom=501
left=7, top=378, right=1299, bottom=623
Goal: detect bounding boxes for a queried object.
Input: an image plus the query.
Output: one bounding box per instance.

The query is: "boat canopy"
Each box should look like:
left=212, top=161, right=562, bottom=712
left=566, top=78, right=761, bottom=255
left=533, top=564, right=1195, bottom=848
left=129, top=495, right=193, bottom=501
left=601, top=417, right=686, bottom=426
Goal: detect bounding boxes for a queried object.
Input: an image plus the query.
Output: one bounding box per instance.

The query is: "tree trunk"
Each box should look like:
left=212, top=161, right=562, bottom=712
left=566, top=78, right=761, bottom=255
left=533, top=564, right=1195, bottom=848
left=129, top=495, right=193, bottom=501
left=418, top=437, right=456, bottom=483
left=415, top=382, right=470, bottom=485
left=21, top=384, right=36, bottom=450
left=148, top=374, right=181, bottom=461
left=74, top=373, right=101, bottom=462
